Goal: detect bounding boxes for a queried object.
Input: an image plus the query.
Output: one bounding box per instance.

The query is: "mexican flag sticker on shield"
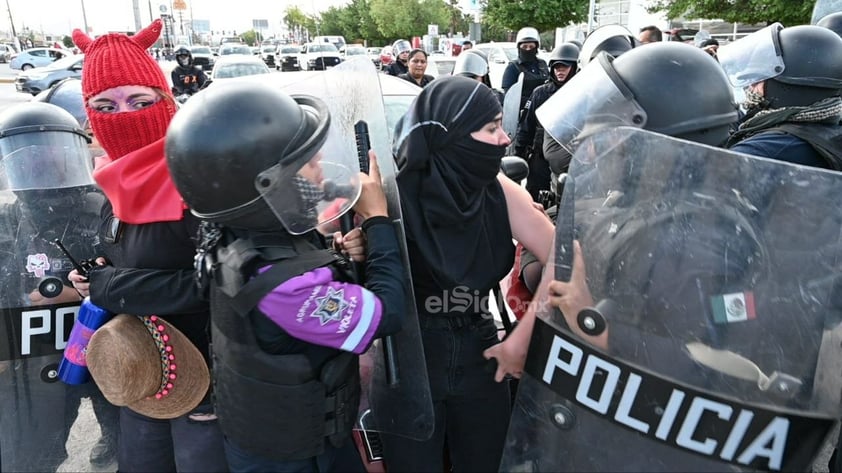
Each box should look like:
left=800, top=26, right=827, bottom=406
left=711, top=291, right=757, bottom=324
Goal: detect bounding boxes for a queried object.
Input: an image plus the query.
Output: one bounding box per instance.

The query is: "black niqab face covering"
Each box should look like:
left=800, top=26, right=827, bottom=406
left=395, top=76, right=515, bottom=293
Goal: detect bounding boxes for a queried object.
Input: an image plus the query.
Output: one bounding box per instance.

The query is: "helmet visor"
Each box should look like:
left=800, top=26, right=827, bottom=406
left=0, top=135, right=94, bottom=191
left=718, top=23, right=785, bottom=88
left=536, top=54, right=647, bottom=155
left=255, top=120, right=361, bottom=236
left=578, top=24, right=635, bottom=68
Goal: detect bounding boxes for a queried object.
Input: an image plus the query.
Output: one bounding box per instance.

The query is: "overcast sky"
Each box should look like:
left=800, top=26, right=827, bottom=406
left=5, top=0, right=351, bottom=38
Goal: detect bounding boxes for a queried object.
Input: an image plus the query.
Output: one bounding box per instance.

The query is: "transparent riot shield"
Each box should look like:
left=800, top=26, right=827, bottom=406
left=0, top=146, right=114, bottom=471
left=250, top=57, right=434, bottom=440
left=501, top=126, right=842, bottom=472
left=813, top=0, right=842, bottom=24
left=503, top=73, right=523, bottom=140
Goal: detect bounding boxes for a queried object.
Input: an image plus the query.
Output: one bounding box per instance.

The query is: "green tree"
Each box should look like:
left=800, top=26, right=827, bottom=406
left=369, top=0, right=450, bottom=40
left=241, top=29, right=261, bottom=46
left=647, top=0, right=812, bottom=25
left=482, top=0, right=588, bottom=32
left=62, top=35, right=74, bottom=48
left=284, top=6, right=310, bottom=34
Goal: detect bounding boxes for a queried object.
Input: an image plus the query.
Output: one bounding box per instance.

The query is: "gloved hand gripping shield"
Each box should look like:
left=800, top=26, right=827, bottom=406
left=500, top=126, right=842, bottom=472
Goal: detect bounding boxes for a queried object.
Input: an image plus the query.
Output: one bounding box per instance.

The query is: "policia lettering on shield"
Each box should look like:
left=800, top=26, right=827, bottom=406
left=485, top=40, right=842, bottom=472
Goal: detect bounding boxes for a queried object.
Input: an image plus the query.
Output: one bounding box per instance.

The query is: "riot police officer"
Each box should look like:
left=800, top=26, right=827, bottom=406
left=720, top=24, right=842, bottom=169
left=165, top=81, right=406, bottom=471
left=0, top=102, right=110, bottom=471
left=514, top=42, right=579, bottom=202
left=386, top=39, right=411, bottom=77
left=171, top=46, right=208, bottom=97
left=501, top=27, right=550, bottom=106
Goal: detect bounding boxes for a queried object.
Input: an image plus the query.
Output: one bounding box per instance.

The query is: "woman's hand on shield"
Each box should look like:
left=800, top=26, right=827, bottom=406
left=547, top=241, right=594, bottom=319
left=333, top=228, right=366, bottom=263
left=68, top=256, right=108, bottom=298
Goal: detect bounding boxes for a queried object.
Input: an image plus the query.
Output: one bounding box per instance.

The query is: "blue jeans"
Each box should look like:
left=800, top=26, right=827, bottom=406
left=118, top=403, right=228, bottom=472
left=224, top=437, right=364, bottom=473
left=381, top=314, right=511, bottom=472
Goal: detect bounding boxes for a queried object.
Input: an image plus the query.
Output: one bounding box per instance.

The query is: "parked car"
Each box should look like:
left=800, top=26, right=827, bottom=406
left=473, top=42, right=518, bottom=89
left=10, top=47, right=70, bottom=71
left=367, top=47, right=382, bottom=68
left=340, top=44, right=367, bottom=62
left=0, top=44, right=16, bottom=63
left=218, top=44, right=252, bottom=56
left=190, top=45, right=216, bottom=71
left=275, top=44, right=301, bottom=71
left=259, top=44, right=276, bottom=67
left=425, top=55, right=456, bottom=79
left=209, top=55, right=271, bottom=83
left=298, top=42, right=341, bottom=71
left=15, top=54, right=84, bottom=95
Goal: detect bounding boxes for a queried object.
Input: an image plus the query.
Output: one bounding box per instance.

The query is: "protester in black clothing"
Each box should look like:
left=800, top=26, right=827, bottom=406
left=398, top=48, right=434, bottom=88
left=380, top=76, right=554, bottom=472
left=514, top=42, right=579, bottom=202
left=171, top=46, right=207, bottom=97
left=386, top=39, right=411, bottom=76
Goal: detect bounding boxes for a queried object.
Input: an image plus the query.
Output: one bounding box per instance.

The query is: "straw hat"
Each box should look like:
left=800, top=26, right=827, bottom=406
left=87, top=314, right=209, bottom=419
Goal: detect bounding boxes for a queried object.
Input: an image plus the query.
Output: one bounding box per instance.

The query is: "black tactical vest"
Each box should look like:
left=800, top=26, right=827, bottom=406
left=516, top=60, right=550, bottom=110
left=205, top=229, right=361, bottom=461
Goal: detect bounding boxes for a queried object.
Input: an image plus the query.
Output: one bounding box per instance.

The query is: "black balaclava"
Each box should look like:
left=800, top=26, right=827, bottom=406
left=395, top=76, right=515, bottom=291
left=518, top=43, right=538, bottom=63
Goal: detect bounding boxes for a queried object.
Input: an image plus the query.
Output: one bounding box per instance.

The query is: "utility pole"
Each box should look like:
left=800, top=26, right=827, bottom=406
left=5, top=0, right=16, bottom=39
left=80, top=0, right=89, bottom=35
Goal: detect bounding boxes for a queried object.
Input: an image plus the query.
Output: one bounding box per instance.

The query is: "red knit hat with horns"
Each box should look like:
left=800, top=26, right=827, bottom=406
left=72, top=19, right=169, bottom=100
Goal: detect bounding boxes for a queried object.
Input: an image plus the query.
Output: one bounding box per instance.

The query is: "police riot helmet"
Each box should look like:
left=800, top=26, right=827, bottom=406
left=568, top=39, right=583, bottom=49
left=31, top=78, right=86, bottom=127
left=719, top=23, right=842, bottom=108
left=175, top=46, right=192, bottom=67
left=392, top=39, right=412, bottom=56
left=454, top=50, right=489, bottom=78
left=766, top=25, right=842, bottom=108
left=817, top=12, right=842, bottom=38
left=516, top=27, right=541, bottom=48
left=0, top=102, right=94, bottom=192
left=548, top=42, right=580, bottom=68
left=538, top=42, right=738, bottom=159
left=166, top=81, right=336, bottom=232
left=578, top=24, right=637, bottom=70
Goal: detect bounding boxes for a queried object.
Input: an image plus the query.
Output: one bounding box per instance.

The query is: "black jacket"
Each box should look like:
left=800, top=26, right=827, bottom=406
left=171, top=65, right=208, bottom=95
left=514, top=81, right=560, bottom=158
left=88, top=202, right=211, bottom=368
left=386, top=60, right=408, bottom=77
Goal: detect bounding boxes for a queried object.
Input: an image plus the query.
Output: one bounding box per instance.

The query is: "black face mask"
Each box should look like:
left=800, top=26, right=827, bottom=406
left=518, top=47, right=538, bottom=63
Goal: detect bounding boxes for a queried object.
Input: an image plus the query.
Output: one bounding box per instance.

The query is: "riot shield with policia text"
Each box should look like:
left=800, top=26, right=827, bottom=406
left=0, top=102, right=106, bottom=471
left=239, top=57, right=434, bottom=442
left=500, top=126, right=842, bottom=472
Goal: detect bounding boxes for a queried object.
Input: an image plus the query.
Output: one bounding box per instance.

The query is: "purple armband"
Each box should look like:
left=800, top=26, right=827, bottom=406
left=257, top=267, right=383, bottom=354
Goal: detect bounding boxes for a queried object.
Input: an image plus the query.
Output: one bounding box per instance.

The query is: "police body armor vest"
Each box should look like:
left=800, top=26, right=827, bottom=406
left=516, top=60, right=550, bottom=109
left=766, top=122, right=842, bottom=171
left=206, top=229, right=361, bottom=461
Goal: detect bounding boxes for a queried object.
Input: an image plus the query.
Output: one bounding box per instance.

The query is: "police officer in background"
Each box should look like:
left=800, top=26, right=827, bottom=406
left=386, top=39, right=411, bottom=77
left=721, top=24, right=842, bottom=169
left=171, top=46, right=208, bottom=97
left=165, top=81, right=407, bottom=472
left=501, top=27, right=550, bottom=104
left=514, top=42, right=579, bottom=203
